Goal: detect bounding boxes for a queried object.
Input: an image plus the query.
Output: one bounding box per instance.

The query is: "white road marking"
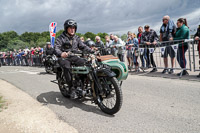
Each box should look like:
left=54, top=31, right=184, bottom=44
left=0, top=69, right=39, bottom=75
left=56, top=98, right=60, bottom=103
left=18, top=70, right=39, bottom=75
left=43, top=97, right=48, bottom=103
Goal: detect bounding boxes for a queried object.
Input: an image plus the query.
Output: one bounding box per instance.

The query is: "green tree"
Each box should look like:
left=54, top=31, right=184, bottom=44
left=0, top=30, right=112, bottom=51
left=36, top=37, right=47, bottom=48
left=0, top=31, right=19, bottom=50
left=41, top=31, right=50, bottom=42
left=121, top=34, right=127, bottom=42
left=56, top=30, right=64, bottom=39
left=7, top=39, right=28, bottom=51
left=84, top=32, right=96, bottom=41
left=76, top=33, right=83, bottom=37
left=20, top=32, right=32, bottom=43
left=96, top=32, right=108, bottom=44
left=2, top=31, right=18, bottom=39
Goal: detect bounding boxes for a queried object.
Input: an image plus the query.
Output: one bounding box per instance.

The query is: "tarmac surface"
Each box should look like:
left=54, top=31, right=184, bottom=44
left=0, top=66, right=200, bottom=133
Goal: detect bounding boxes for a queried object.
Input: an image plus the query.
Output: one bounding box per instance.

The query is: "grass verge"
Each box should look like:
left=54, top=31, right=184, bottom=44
left=0, top=96, right=6, bottom=112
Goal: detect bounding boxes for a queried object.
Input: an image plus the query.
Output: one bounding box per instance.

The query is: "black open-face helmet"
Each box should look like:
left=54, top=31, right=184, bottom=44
left=64, top=19, right=77, bottom=32
left=85, top=40, right=95, bottom=48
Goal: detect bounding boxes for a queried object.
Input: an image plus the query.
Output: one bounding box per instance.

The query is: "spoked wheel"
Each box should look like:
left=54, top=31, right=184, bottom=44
left=45, top=67, right=51, bottom=73
left=58, top=76, right=71, bottom=98
left=97, top=77, right=122, bottom=115
left=45, top=64, right=53, bottom=73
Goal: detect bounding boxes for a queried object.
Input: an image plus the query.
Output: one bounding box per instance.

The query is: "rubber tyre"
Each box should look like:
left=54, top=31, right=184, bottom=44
left=97, top=77, right=123, bottom=115
left=58, top=76, right=70, bottom=98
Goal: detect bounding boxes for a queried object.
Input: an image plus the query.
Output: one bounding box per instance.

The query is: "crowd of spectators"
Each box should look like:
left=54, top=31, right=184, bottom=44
left=1, top=15, right=200, bottom=77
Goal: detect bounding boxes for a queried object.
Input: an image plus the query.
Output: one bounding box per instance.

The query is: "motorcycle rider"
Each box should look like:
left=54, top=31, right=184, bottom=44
left=44, top=42, right=54, bottom=56
left=44, top=42, right=55, bottom=67
left=54, top=19, right=94, bottom=99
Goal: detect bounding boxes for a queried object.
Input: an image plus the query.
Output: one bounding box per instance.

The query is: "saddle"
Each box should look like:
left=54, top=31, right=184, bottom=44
left=97, top=55, right=118, bottom=62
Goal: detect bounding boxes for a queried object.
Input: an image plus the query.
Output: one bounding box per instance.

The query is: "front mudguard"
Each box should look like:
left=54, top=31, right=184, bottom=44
left=96, top=68, right=116, bottom=78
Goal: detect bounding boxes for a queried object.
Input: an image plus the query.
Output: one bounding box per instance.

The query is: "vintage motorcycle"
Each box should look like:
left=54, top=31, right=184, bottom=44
left=44, top=55, right=57, bottom=73
left=55, top=50, right=128, bottom=115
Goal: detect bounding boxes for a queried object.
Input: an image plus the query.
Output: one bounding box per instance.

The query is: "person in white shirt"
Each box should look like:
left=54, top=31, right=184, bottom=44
left=110, top=36, right=125, bottom=61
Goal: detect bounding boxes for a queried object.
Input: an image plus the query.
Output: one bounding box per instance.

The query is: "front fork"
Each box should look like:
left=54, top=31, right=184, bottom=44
left=89, top=71, right=104, bottom=101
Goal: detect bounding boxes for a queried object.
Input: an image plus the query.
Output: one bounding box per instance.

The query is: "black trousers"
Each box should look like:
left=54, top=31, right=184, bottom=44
left=58, top=56, right=86, bottom=86
left=146, top=49, right=156, bottom=68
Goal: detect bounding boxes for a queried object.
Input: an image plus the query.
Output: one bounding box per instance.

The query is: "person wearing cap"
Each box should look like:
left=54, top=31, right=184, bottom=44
left=141, top=25, right=159, bottom=72
left=194, top=25, right=200, bottom=77
left=160, top=15, right=176, bottom=74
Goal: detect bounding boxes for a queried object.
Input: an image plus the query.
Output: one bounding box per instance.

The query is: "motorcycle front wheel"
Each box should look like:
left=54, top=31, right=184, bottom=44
left=97, top=77, right=123, bottom=115
left=57, top=74, right=71, bottom=98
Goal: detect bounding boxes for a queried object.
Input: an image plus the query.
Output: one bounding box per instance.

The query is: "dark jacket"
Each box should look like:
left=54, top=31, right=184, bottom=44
left=45, top=47, right=54, bottom=56
left=141, top=29, right=158, bottom=44
left=194, top=28, right=200, bottom=38
left=95, top=41, right=105, bottom=49
left=54, top=32, right=93, bottom=57
left=194, top=28, right=200, bottom=51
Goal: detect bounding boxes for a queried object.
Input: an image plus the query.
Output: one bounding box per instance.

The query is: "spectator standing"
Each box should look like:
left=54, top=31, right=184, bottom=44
left=126, top=32, right=133, bottom=69
left=80, top=37, right=85, bottom=42
left=6, top=51, right=11, bottom=66
left=137, top=26, right=146, bottom=68
left=194, top=25, right=200, bottom=77
left=141, top=25, right=159, bottom=72
left=110, top=34, right=114, bottom=41
left=12, top=49, right=17, bottom=66
left=111, top=35, right=125, bottom=62
left=30, top=47, right=35, bottom=66
left=0, top=52, right=3, bottom=66
left=160, top=15, right=176, bottom=74
left=34, top=47, right=40, bottom=66
left=127, top=33, right=139, bottom=71
left=95, top=36, right=105, bottom=55
left=105, top=35, right=113, bottom=55
left=173, top=18, right=190, bottom=76
left=39, top=47, right=43, bottom=66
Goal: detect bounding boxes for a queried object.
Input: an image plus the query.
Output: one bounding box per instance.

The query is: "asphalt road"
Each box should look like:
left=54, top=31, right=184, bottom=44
left=0, top=66, right=200, bottom=133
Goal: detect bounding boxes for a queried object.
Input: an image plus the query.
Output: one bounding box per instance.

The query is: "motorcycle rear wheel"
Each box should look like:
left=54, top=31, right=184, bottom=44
left=97, top=77, right=122, bottom=115
left=45, top=66, right=52, bottom=73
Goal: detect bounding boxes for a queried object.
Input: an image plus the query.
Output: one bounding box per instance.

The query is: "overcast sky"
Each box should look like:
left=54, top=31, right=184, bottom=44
left=0, top=0, right=200, bottom=35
